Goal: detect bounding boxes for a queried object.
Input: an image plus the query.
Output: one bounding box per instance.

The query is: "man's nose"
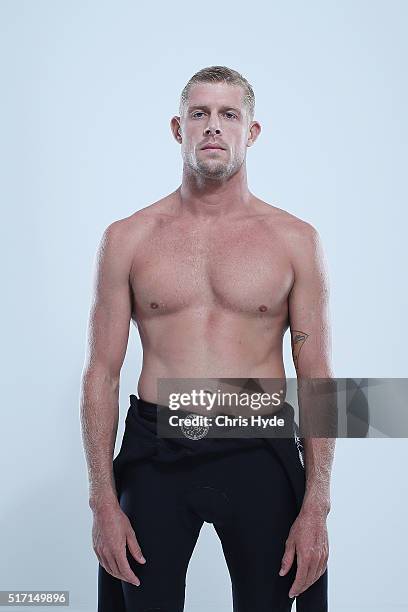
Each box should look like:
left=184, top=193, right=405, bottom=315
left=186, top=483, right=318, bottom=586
left=204, top=125, right=221, bottom=136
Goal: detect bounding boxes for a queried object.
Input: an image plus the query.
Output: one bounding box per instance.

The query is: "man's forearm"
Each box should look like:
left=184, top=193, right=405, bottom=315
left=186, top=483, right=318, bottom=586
left=301, top=436, right=335, bottom=515
left=297, top=377, right=337, bottom=516
left=80, top=367, right=120, bottom=511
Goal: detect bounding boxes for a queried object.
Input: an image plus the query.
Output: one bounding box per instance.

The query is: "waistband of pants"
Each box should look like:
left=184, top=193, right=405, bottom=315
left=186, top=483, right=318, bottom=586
left=129, top=394, right=295, bottom=423
left=130, top=395, right=166, bottom=420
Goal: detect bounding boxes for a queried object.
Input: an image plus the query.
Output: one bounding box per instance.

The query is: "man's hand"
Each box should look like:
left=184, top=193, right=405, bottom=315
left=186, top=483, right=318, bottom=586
left=92, top=502, right=146, bottom=586
left=278, top=507, right=329, bottom=598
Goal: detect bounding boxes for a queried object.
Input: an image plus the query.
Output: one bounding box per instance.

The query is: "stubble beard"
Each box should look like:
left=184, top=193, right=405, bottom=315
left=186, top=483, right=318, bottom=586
left=184, top=147, right=243, bottom=180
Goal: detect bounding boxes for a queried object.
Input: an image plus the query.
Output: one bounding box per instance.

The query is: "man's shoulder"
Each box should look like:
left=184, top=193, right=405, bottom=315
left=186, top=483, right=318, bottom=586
left=255, top=198, right=319, bottom=243
left=101, top=193, right=176, bottom=245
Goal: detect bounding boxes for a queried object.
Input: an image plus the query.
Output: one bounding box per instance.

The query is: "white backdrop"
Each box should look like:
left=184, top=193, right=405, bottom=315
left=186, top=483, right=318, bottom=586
left=1, top=1, right=407, bottom=610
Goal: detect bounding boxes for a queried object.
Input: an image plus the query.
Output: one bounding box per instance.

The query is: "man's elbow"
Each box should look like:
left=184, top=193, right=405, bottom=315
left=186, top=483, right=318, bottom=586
left=295, top=354, right=334, bottom=379
left=80, top=361, right=121, bottom=394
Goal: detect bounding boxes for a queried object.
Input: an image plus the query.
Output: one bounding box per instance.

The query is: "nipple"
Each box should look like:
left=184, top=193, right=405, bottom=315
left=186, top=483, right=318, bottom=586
left=258, top=304, right=268, bottom=312
left=150, top=302, right=159, bottom=309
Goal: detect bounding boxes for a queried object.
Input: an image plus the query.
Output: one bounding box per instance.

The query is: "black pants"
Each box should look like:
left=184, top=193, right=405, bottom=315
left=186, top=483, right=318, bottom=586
left=98, top=396, right=328, bottom=611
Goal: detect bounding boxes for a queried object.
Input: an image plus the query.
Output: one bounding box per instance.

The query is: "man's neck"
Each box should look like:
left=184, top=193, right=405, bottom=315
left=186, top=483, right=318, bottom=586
left=177, top=168, right=253, bottom=219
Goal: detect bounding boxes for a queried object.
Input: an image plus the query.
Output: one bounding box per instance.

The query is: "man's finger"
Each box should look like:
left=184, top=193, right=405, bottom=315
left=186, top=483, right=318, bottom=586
left=98, top=553, right=113, bottom=576
left=279, top=539, right=295, bottom=576
left=115, top=550, right=141, bottom=586
left=302, top=552, right=321, bottom=593
left=288, top=554, right=309, bottom=598
left=127, top=530, right=146, bottom=564
left=104, top=552, right=123, bottom=581
left=315, top=551, right=328, bottom=582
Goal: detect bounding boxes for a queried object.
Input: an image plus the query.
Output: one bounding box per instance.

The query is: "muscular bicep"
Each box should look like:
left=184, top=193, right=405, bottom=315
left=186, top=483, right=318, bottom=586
left=84, top=223, right=133, bottom=380
left=288, top=225, right=333, bottom=377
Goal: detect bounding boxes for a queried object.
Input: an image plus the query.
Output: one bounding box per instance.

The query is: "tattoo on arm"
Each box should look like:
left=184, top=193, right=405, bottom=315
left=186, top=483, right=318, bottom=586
left=291, top=330, right=309, bottom=370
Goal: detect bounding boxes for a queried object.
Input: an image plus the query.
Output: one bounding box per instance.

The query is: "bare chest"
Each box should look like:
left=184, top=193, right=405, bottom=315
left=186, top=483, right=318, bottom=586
left=130, top=221, right=294, bottom=318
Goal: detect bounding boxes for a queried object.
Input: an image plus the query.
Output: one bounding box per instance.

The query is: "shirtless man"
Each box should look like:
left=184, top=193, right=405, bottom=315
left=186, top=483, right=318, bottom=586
left=80, top=65, right=335, bottom=612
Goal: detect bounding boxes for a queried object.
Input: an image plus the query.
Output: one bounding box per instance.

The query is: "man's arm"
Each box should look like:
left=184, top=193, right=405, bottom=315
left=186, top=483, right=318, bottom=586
left=80, top=221, right=133, bottom=511
left=278, top=222, right=335, bottom=598
left=287, top=222, right=336, bottom=515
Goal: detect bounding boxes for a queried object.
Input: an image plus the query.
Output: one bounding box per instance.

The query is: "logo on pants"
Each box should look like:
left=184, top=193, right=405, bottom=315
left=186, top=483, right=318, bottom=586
left=180, top=413, right=210, bottom=440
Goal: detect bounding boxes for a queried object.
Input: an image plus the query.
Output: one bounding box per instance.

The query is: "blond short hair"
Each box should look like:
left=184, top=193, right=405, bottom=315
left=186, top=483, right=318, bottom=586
left=179, top=65, right=255, bottom=122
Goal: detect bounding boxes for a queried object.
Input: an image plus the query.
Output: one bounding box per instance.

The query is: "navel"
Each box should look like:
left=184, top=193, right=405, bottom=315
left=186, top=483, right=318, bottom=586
left=150, top=302, right=159, bottom=309
left=258, top=304, right=268, bottom=312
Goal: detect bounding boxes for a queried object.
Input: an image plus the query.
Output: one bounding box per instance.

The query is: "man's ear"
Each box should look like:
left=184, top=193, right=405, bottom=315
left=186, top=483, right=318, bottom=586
left=170, top=116, right=182, bottom=142
left=247, top=120, right=262, bottom=146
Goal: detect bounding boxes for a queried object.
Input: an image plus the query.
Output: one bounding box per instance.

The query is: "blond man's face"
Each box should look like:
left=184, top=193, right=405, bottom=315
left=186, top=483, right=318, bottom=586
left=178, top=82, right=255, bottom=180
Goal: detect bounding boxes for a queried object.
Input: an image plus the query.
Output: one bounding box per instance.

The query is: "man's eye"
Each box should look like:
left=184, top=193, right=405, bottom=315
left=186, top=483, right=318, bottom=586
left=191, top=111, right=237, bottom=119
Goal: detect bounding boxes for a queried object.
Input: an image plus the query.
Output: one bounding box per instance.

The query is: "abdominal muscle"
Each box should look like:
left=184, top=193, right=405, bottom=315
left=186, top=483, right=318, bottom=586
left=135, top=309, right=288, bottom=416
